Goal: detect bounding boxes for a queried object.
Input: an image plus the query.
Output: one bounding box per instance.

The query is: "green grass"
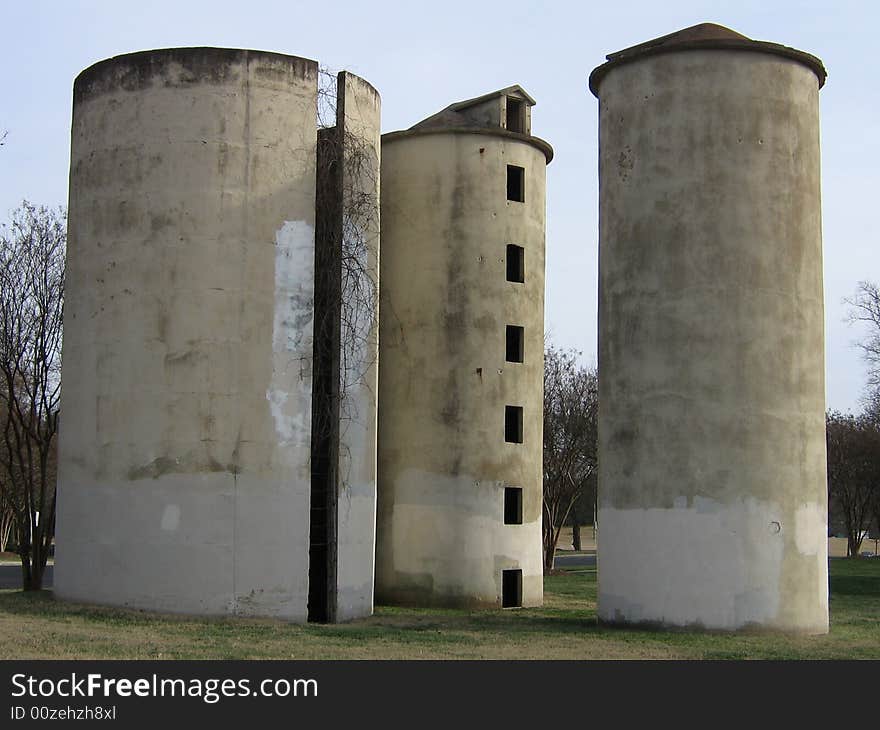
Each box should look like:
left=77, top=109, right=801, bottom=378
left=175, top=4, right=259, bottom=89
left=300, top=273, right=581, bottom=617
left=0, top=560, right=877, bottom=659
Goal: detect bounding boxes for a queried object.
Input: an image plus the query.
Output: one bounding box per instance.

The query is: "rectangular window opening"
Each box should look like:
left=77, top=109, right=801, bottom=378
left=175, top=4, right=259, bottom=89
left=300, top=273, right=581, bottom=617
left=502, top=569, right=523, bottom=608
left=504, top=487, right=523, bottom=525
left=506, top=325, right=524, bottom=363
left=504, top=405, right=523, bottom=443
left=506, top=97, right=524, bottom=133
left=506, top=165, right=525, bottom=202
left=506, top=244, right=524, bottom=283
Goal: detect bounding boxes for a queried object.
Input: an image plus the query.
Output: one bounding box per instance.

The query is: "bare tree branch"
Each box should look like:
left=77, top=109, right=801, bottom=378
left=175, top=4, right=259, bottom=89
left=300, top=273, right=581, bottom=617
left=846, top=280, right=880, bottom=402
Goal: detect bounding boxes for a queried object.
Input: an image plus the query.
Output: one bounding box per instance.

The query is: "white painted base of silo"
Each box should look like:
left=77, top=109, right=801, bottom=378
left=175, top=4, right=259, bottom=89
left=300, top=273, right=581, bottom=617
left=378, top=469, right=544, bottom=608
left=54, top=473, right=311, bottom=620
left=597, top=500, right=828, bottom=633
left=335, top=478, right=377, bottom=621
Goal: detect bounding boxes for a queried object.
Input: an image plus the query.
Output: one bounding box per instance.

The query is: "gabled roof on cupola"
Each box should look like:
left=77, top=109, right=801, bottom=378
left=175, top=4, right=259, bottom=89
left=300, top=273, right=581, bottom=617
left=410, top=84, right=536, bottom=131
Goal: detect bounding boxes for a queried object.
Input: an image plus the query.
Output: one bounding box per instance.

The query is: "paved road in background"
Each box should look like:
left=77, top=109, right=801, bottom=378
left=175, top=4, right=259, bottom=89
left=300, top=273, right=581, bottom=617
left=553, top=553, right=596, bottom=569
left=0, top=564, right=52, bottom=589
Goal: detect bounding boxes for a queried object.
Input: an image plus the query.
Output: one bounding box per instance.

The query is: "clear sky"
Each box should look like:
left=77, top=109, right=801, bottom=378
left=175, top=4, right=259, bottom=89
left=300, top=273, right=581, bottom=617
left=0, top=0, right=875, bottom=413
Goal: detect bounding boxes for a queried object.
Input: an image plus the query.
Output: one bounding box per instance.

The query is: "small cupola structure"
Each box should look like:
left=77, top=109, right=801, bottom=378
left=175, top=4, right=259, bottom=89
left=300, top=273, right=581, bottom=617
left=409, top=85, right=536, bottom=136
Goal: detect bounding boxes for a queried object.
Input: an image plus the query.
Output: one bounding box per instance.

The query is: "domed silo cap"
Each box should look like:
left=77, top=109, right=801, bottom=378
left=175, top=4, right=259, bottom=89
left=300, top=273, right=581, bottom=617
left=588, top=22, right=827, bottom=97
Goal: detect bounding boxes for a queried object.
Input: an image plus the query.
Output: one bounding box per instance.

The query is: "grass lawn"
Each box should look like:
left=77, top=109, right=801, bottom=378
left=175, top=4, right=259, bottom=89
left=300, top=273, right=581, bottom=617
left=0, top=559, right=877, bottom=659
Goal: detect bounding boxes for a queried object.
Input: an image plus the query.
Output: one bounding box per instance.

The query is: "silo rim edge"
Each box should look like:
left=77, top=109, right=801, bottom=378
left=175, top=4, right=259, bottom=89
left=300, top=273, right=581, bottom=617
left=381, top=127, right=554, bottom=164
left=588, top=38, right=827, bottom=98
left=74, top=47, right=320, bottom=103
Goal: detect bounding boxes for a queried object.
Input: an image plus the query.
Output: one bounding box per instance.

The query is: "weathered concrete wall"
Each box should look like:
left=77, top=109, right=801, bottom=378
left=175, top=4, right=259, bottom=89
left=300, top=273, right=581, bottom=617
left=56, top=48, right=319, bottom=619
left=594, top=48, right=828, bottom=632
left=334, top=71, right=381, bottom=621
left=458, top=98, right=501, bottom=130
left=377, top=130, right=548, bottom=607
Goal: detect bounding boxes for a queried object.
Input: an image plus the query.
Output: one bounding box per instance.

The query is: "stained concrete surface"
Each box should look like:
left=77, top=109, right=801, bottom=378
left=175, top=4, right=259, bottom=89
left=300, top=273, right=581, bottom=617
left=594, top=33, right=828, bottom=632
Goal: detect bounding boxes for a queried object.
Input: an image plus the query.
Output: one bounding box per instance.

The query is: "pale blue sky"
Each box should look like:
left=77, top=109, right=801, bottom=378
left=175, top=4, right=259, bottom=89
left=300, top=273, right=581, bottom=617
left=0, top=0, right=876, bottom=413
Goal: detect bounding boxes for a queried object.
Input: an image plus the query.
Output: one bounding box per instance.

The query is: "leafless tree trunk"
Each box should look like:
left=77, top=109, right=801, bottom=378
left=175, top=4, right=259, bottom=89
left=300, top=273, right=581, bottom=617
left=542, top=346, right=598, bottom=572
left=571, top=518, right=581, bottom=552
left=0, top=494, right=15, bottom=552
left=0, top=201, right=65, bottom=589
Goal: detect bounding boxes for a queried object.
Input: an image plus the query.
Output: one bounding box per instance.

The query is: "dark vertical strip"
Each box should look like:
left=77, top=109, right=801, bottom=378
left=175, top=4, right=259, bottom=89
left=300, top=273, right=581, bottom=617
left=309, top=123, right=343, bottom=623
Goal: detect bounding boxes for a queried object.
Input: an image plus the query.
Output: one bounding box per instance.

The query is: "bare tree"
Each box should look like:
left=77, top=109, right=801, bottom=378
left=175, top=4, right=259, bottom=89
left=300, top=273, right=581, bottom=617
left=826, top=411, right=880, bottom=557
left=542, top=346, right=598, bottom=572
left=0, top=201, right=65, bottom=589
left=847, top=280, right=880, bottom=404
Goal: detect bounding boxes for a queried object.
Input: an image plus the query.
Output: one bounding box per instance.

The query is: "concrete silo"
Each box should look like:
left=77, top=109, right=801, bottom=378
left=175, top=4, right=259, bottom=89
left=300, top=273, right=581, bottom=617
left=376, top=87, right=552, bottom=608
left=590, top=24, right=829, bottom=632
left=55, top=48, right=380, bottom=622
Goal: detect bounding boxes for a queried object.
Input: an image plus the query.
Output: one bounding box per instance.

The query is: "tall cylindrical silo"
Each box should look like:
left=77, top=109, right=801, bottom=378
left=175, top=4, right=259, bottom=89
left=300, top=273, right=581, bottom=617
left=376, top=88, right=552, bottom=608
left=56, top=48, right=321, bottom=619
left=590, top=24, right=828, bottom=632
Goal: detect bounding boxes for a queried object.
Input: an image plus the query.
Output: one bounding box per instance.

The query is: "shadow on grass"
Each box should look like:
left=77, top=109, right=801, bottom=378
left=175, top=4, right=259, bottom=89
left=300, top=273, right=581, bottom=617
left=2, top=561, right=876, bottom=660
left=0, top=591, right=598, bottom=652
left=0, top=585, right=602, bottom=644
left=0, top=590, right=311, bottom=641
left=829, top=558, right=880, bottom=598
left=373, top=612, right=601, bottom=637
left=0, top=590, right=183, bottom=628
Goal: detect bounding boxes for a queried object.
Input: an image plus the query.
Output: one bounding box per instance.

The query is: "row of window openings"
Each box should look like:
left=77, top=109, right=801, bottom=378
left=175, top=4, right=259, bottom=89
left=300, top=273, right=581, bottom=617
left=501, top=149, right=526, bottom=607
